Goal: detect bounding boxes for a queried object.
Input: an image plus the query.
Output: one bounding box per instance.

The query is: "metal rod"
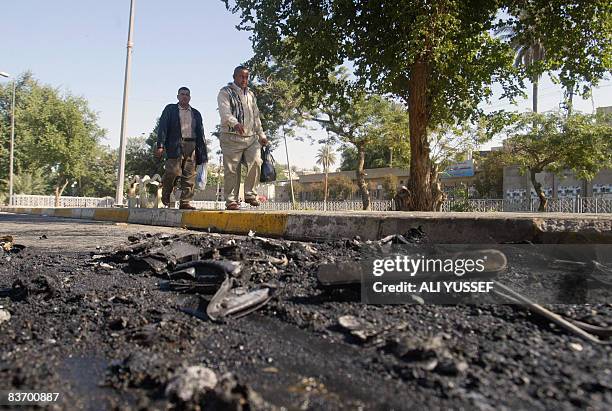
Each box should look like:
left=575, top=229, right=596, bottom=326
left=115, top=0, right=136, bottom=206
left=8, top=80, right=15, bottom=206
left=493, top=280, right=608, bottom=344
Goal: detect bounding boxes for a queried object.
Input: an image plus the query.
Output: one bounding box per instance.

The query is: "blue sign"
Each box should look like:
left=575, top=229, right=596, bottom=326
left=443, top=160, right=474, bottom=177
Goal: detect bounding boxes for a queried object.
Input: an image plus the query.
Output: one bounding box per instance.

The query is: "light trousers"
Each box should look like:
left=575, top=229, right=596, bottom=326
left=219, top=133, right=262, bottom=204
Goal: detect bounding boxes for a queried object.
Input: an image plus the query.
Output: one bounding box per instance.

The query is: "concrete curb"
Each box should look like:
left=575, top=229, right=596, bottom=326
left=1, top=207, right=610, bottom=244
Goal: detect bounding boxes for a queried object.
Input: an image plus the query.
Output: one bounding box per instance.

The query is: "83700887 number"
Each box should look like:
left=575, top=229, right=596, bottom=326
left=1, top=391, right=60, bottom=405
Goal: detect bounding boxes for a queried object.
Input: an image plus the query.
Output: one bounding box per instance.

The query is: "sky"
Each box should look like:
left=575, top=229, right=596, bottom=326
left=1, top=0, right=610, bottom=171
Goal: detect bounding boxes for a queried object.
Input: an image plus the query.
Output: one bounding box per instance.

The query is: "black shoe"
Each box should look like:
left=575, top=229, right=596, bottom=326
left=179, top=203, right=196, bottom=210
left=226, top=202, right=240, bottom=210
left=245, top=198, right=260, bottom=206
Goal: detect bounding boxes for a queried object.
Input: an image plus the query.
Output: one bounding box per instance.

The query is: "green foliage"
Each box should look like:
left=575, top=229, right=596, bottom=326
left=224, top=0, right=521, bottom=126
left=313, top=86, right=395, bottom=158
left=449, top=201, right=474, bottom=212
left=274, top=163, right=288, bottom=181
left=474, top=151, right=506, bottom=198
left=295, top=175, right=355, bottom=201
left=292, top=181, right=304, bottom=199
left=73, top=146, right=117, bottom=197
left=206, top=162, right=223, bottom=189
left=302, top=182, right=325, bottom=201
left=339, top=144, right=397, bottom=171
left=10, top=169, right=50, bottom=195
left=501, top=111, right=612, bottom=210
left=125, top=129, right=165, bottom=178
left=328, top=176, right=354, bottom=200
left=338, top=100, right=411, bottom=171
left=249, top=57, right=307, bottom=147
left=503, top=112, right=612, bottom=179
left=504, top=1, right=612, bottom=100
left=562, top=112, right=612, bottom=179
left=447, top=184, right=475, bottom=212
left=380, top=102, right=411, bottom=168
left=381, top=175, right=399, bottom=200
left=315, top=145, right=336, bottom=172
left=223, top=0, right=609, bottom=210
left=496, top=9, right=545, bottom=112
left=0, top=72, right=108, bottom=198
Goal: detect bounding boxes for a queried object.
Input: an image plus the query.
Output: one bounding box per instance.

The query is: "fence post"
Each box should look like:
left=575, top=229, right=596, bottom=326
left=575, top=196, right=579, bottom=213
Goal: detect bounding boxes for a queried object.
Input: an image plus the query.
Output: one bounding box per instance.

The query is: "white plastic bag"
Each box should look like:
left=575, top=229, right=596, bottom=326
left=196, top=163, right=207, bottom=190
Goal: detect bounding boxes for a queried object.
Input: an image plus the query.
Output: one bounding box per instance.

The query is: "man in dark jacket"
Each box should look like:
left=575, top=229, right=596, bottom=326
left=155, top=87, right=207, bottom=209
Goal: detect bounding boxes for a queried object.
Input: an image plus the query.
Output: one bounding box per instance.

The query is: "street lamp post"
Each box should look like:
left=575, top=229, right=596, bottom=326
left=115, top=0, right=136, bottom=206
left=0, top=72, right=15, bottom=206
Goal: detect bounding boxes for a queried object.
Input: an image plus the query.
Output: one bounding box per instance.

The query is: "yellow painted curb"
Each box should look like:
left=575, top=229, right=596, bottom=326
left=93, top=208, right=129, bottom=222
left=54, top=208, right=74, bottom=218
left=181, top=211, right=288, bottom=237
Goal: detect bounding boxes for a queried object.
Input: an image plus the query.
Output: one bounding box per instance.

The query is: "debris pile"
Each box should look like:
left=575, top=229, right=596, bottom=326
left=0, top=235, right=25, bottom=259
left=1, top=228, right=611, bottom=409
left=103, top=234, right=280, bottom=322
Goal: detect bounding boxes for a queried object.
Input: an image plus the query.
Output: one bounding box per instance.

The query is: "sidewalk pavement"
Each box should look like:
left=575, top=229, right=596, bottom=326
left=0, top=207, right=610, bottom=244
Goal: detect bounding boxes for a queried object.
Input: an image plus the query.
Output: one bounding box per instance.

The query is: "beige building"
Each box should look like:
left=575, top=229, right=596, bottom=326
left=293, top=167, right=410, bottom=201
left=283, top=166, right=480, bottom=201
left=503, top=166, right=612, bottom=199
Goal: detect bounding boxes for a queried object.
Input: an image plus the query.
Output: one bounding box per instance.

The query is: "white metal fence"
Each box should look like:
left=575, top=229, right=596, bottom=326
left=201, top=198, right=611, bottom=213
left=10, top=195, right=115, bottom=208
left=6, top=195, right=611, bottom=213
left=441, top=197, right=612, bottom=213
left=187, top=200, right=394, bottom=211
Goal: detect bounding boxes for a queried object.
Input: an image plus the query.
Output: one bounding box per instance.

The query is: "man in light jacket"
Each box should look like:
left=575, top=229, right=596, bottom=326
left=217, top=66, right=268, bottom=210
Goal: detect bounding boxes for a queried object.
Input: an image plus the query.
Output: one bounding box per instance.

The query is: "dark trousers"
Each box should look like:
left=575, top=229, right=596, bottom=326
left=161, top=140, right=196, bottom=205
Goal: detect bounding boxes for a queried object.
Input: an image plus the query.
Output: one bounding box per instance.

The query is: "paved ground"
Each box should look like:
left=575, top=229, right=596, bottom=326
left=0, top=212, right=202, bottom=252
left=0, top=213, right=611, bottom=410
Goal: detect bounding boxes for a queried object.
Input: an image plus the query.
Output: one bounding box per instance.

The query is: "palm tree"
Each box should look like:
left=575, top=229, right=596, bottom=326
left=316, top=144, right=337, bottom=208
left=497, top=20, right=546, bottom=113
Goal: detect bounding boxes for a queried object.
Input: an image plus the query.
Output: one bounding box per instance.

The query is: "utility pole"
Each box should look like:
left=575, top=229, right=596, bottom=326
left=115, top=0, right=136, bottom=206
left=216, top=150, right=222, bottom=208
left=0, top=72, right=16, bottom=206
left=283, top=128, right=296, bottom=206
left=8, top=80, right=15, bottom=205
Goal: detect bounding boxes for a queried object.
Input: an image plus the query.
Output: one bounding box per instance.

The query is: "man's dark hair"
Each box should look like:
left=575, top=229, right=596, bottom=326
left=233, top=65, right=249, bottom=76
left=178, top=86, right=190, bottom=94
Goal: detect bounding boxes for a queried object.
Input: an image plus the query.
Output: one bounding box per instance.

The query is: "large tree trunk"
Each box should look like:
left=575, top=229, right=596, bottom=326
left=356, top=144, right=370, bottom=210
left=54, top=179, right=69, bottom=207
left=530, top=169, right=547, bottom=212
left=404, top=60, right=440, bottom=211
left=430, top=163, right=445, bottom=211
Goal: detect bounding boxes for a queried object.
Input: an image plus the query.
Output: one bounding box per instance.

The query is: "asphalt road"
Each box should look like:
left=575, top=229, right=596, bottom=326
left=0, top=212, right=201, bottom=252
left=0, top=212, right=611, bottom=410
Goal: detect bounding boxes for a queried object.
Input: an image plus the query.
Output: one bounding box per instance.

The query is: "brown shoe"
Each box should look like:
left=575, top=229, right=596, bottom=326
left=245, top=198, right=260, bottom=206
left=226, top=202, right=240, bottom=210
left=179, top=203, right=196, bottom=210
